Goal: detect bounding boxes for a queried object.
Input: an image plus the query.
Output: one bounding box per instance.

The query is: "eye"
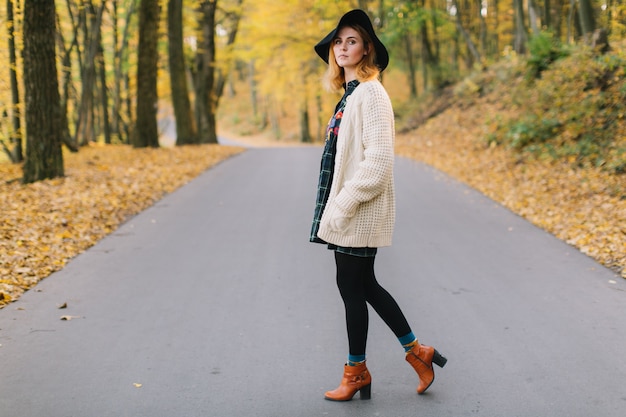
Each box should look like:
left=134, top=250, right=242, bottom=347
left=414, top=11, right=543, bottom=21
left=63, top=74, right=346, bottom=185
left=333, top=39, right=341, bottom=45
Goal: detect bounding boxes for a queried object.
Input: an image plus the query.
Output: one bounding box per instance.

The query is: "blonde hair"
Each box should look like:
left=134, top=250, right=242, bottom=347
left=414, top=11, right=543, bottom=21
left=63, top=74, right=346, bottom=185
left=322, top=24, right=381, bottom=92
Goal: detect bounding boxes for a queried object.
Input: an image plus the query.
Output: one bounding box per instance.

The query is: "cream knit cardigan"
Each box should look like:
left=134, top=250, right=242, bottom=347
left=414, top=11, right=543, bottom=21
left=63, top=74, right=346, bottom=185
left=317, top=80, right=395, bottom=248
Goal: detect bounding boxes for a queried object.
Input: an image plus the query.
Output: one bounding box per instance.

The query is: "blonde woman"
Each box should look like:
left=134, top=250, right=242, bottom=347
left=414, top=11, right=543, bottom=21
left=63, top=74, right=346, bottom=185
left=310, top=9, right=447, bottom=401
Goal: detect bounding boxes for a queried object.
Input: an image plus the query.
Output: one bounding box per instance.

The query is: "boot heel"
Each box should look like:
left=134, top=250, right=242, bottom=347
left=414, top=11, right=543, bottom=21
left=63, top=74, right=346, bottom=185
left=433, top=350, right=447, bottom=368
left=359, top=383, right=372, bottom=400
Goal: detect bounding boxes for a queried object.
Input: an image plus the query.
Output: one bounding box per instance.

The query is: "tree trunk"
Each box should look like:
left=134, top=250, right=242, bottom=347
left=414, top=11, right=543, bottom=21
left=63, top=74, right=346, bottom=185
left=493, top=0, right=500, bottom=56
left=7, top=0, right=23, bottom=162
left=168, top=0, right=197, bottom=145
left=299, top=99, right=311, bottom=143
left=123, top=71, right=132, bottom=142
left=452, top=28, right=460, bottom=76
left=249, top=60, right=258, bottom=119
left=213, top=0, right=243, bottom=108
left=431, top=4, right=440, bottom=65
left=567, top=0, right=576, bottom=43
left=475, top=0, right=487, bottom=54
left=551, top=0, right=563, bottom=39
left=578, top=0, right=596, bottom=37
left=528, top=0, right=540, bottom=35
left=75, top=3, right=105, bottom=146
left=403, top=33, right=418, bottom=98
left=133, top=0, right=160, bottom=148
left=452, top=0, right=482, bottom=66
left=420, top=18, right=434, bottom=89
left=194, top=0, right=218, bottom=144
left=543, top=0, right=552, bottom=31
left=98, top=38, right=112, bottom=144
left=55, top=9, right=79, bottom=152
left=112, top=0, right=137, bottom=144
left=22, top=0, right=65, bottom=183
left=112, top=0, right=120, bottom=140
left=513, top=0, right=528, bottom=54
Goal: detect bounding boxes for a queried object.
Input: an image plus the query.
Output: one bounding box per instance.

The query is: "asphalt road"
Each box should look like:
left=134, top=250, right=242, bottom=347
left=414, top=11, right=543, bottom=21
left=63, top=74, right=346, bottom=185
left=1, top=147, right=625, bottom=417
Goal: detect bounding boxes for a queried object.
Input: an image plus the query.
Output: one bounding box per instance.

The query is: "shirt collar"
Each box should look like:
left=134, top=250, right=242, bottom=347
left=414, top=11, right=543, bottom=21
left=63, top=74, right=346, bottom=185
left=344, top=79, right=360, bottom=93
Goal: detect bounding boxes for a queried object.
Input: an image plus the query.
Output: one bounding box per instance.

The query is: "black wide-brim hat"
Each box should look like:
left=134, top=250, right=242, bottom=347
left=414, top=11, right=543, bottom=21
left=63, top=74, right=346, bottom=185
left=314, top=9, right=389, bottom=71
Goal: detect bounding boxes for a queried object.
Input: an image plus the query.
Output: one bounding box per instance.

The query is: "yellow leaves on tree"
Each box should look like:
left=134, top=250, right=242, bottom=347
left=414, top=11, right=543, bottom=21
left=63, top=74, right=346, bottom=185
left=0, top=144, right=243, bottom=306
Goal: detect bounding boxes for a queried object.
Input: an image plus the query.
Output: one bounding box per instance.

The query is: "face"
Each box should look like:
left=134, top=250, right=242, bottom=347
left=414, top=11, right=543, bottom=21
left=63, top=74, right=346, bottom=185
left=332, top=26, right=368, bottom=72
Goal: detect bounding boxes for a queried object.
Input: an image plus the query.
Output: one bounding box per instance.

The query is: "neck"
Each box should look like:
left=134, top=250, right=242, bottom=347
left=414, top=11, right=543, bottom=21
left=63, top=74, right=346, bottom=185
left=343, top=68, right=357, bottom=84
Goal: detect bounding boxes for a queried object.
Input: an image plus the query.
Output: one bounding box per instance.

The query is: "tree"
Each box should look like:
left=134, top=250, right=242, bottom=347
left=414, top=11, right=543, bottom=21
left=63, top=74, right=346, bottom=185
left=452, top=0, right=482, bottom=68
left=300, top=98, right=311, bottom=143
left=6, top=0, right=22, bottom=163
left=55, top=2, right=80, bottom=152
left=543, top=0, right=552, bottom=31
left=513, top=0, right=529, bottom=54
left=75, top=2, right=106, bottom=146
left=112, top=0, right=138, bottom=144
left=191, top=0, right=243, bottom=144
left=578, top=0, right=596, bottom=37
left=528, top=0, right=540, bottom=35
left=167, top=0, right=197, bottom=145
left=133, top=0, right=160, bottom=148
left=97, top=19, right=112, bottom=145
left=213, top=0, right=243, bottom=113
left=193, top=0, right=218, bottom=144
left=384, top=3, right=425, bottom=96
left=403, top=31, right=419, bottom=97
left=22, top=0, right=65, bottom=183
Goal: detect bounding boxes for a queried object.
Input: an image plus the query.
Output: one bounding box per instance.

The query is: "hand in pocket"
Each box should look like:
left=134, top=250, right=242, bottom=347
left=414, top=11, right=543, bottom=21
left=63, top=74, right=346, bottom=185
left=330, top=215, right=350, bottom=232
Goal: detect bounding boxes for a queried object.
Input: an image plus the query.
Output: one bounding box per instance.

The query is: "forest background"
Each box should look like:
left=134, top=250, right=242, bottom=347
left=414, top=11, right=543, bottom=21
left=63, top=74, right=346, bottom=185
left=0, top=0, right=625, bottom=306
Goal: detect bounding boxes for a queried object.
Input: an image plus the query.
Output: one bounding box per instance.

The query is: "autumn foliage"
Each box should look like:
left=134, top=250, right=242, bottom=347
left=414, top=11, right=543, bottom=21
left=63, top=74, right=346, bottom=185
left=395, top=42, right=626, bottom=280
left=0, top=145, right=243, bottom=306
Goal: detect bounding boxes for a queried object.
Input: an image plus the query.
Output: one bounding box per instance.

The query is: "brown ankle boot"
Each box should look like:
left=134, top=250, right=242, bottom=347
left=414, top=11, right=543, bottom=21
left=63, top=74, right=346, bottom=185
left=406, top=343, right=447, bottom=394
left=324, top=362, right=372, bottom=401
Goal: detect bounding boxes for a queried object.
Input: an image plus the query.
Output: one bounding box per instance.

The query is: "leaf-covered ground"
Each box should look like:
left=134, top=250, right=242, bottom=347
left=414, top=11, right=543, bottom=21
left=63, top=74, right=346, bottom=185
left=396, top=124, right=625, bottom=280
left=395, top=55, right=626, bottom=280
left=0, top=144, right=243, bottom=307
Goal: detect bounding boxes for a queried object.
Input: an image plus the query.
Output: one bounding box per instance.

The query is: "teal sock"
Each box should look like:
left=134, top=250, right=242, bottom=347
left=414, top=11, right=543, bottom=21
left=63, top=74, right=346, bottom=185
left=399, top=332, right=417, bottom=352
left=347, top=354, right=366, bottom=366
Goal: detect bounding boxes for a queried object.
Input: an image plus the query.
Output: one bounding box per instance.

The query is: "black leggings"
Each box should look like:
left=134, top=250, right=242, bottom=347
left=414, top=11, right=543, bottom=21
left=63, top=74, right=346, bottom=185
left=334, top=251, right=412, bottom=356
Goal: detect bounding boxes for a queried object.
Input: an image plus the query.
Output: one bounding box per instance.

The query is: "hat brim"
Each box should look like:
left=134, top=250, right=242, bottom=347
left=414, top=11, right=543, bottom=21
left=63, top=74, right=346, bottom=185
left=314, top=9, right=389, bottom=72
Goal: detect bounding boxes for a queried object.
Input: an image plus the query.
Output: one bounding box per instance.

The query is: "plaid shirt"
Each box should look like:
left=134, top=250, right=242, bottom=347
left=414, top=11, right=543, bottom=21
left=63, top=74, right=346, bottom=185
left=310, top=80, right=377, bottom=258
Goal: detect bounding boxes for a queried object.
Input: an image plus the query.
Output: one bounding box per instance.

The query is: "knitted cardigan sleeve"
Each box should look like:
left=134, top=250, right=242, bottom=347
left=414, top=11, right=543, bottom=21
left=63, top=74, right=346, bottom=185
left=333, top=81, right=394, bottom=216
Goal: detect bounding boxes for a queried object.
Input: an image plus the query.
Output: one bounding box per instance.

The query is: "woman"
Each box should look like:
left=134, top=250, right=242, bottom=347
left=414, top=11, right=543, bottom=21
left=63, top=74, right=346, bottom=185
left=310, top=9, right=447, bottom=401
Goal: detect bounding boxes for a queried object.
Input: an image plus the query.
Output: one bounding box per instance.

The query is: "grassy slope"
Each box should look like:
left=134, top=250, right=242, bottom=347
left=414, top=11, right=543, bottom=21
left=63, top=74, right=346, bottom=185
left=394, top=47, right=625, bottom=278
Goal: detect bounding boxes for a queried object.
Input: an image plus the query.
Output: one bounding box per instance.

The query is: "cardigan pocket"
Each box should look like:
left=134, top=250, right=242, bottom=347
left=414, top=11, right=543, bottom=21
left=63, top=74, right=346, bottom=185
left=328, top=210, right=350, bottom=233
left=319, top=200, right=355, bottom=238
